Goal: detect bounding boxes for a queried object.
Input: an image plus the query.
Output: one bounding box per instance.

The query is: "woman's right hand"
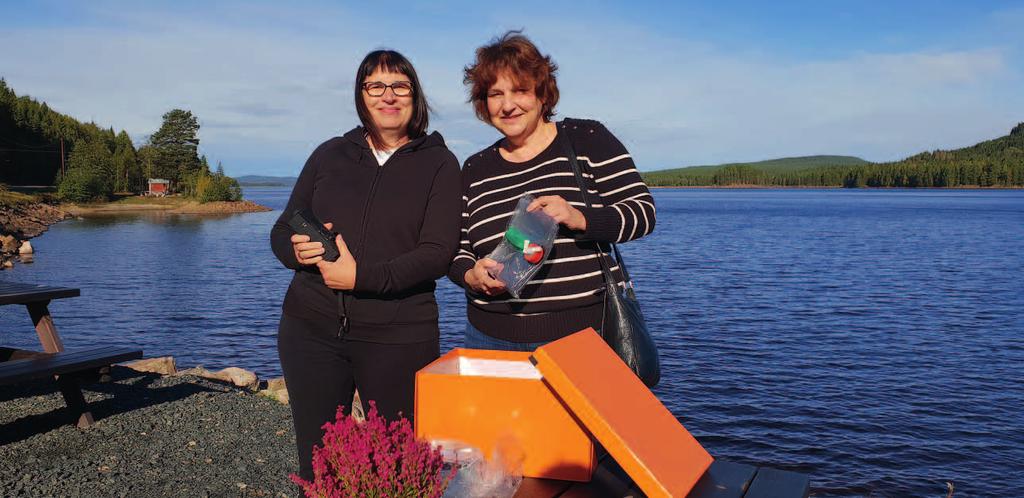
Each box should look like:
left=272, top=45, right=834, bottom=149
left=464, top=258, right=506, bottom=296
left=291, top=222, right=333, bottom=265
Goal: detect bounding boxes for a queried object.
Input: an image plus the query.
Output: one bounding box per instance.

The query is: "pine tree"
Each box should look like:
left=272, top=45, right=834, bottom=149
left=149, top=109, right=201, bottom=187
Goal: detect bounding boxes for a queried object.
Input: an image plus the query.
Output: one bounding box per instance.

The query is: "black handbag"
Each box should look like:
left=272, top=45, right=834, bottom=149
left=560, top=132, right=661, bottom=388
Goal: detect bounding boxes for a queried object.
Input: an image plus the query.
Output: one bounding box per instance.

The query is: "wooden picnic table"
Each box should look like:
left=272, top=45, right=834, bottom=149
left=514, top=451, right=810, bottom=498
left=0, top=280, right=141, bottom=428
left=0, top=280, right=81, bottom=354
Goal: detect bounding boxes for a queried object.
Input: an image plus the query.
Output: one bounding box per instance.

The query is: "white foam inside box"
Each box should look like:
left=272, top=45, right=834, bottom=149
left=456, top=356, right=542, bottom=379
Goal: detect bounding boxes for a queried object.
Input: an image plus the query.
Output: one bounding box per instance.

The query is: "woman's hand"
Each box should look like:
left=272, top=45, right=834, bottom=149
left=291, top=222, right=335, bottom=265
left=528, top=195, right=587, bottom=231
left=464, top=258, right=507, bottom=296
left=316, top=234, right=357, bottom=290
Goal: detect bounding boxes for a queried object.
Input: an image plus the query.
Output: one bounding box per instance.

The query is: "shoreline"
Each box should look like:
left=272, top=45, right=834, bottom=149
left=63, top=199, right=272, bottom=216
left=0, top=198, right=271, bottom=270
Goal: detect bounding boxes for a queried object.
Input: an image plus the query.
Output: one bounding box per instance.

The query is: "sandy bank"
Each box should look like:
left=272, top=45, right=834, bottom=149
left=64, top=199, right=272, bottom=216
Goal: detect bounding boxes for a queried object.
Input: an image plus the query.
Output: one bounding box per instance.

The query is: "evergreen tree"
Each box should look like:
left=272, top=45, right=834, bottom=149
left=112, top=130, right=141, bottom=193
left=149, top=109, right=201, bottom=187
left=57, top=139, right=115, bottom=201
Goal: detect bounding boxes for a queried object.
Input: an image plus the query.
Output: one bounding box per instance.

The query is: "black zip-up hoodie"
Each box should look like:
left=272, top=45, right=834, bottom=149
left=270, top=127, right=462, bottom=344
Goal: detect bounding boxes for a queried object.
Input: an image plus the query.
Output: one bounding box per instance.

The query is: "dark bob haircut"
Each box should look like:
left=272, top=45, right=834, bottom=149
left=354, top=50, right=430, bottom=149
left=464, top=30, right=560, bottom=124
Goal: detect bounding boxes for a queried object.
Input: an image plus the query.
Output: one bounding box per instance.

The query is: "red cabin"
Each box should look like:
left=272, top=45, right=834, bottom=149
left=147, top=179, right=170, bottom=196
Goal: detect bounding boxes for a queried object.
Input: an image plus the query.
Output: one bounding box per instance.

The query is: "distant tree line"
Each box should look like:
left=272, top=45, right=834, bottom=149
left=1, top=79, right=241, bottom=202
left=642, top=124, right=1024, bottom=188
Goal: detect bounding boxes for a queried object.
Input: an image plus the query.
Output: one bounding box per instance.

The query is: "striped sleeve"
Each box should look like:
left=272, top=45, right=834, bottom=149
left=576, top=122, right=657, bottom=243
left=447, top=173, right=478, bottom=289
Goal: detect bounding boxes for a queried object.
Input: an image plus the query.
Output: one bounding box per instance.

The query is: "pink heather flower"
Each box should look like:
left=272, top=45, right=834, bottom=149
left=290, top=402, right=454, bottom=498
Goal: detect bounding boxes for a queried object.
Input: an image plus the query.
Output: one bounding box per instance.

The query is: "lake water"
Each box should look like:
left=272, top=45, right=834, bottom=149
left=2, top=188, right=1022, bottom=496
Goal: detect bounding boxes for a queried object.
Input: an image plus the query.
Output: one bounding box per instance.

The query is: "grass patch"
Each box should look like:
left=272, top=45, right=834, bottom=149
left=0, top=189, right=39, bottom=207
left=108, top=195, right=187, bottom=206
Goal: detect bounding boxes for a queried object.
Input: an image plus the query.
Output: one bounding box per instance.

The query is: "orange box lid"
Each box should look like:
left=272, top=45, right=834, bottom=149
left=530, top=328, right=713, bottom=498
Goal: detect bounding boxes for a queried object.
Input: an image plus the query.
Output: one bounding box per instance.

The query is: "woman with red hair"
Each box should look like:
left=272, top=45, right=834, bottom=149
left=449, top=31, right=657, bottom=350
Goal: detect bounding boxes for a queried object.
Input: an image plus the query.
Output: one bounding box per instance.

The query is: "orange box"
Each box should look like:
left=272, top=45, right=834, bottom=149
left=532, top=329, right=714, bottom=497
left=415, top=348, right=596, bottom=481
left=416, top=329, right=713, bottom=495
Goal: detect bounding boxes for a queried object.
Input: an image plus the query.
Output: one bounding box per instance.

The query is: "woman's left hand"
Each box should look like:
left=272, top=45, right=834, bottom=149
left=528, top=195, right=587, bottom=231
left=316, top=235, right=357, bottom=290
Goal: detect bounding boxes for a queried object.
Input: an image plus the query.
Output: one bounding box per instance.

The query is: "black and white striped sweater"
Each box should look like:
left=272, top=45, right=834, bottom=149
left=447, top=118, right=656, bottom=343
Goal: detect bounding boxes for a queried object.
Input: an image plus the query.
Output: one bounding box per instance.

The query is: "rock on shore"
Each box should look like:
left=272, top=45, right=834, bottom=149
left=0, top=202, right=68, bottom=269
left=0, top=366, right=300, bottom=497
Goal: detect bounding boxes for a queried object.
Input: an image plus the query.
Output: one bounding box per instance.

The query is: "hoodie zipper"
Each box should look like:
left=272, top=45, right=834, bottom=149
left=337, top=145, right=405, bottom=340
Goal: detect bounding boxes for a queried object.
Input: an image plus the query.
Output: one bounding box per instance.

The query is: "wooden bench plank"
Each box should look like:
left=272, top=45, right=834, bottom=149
left=0, top=346, right=143, bottom=385
left=0, top=347, right=49, bottom=362
left=688, top=461, right=758, bottom=498
left=0, top=281, right=80, bottom=305
left=743, top=468, right=810, bottom=498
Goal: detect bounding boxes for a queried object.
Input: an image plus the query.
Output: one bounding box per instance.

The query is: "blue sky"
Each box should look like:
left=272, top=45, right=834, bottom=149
left=1, top=0, right=1022, bottom=175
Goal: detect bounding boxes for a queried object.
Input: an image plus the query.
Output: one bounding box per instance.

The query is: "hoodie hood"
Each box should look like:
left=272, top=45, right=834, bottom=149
left=341, top=126, right=448, bottom=153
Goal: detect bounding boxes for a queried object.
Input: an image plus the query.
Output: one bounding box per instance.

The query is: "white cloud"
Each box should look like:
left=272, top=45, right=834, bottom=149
left=1, top=2, right=1021, bottom=175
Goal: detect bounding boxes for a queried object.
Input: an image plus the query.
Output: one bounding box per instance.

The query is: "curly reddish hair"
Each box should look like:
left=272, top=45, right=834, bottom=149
left=464, top=30, right=560, bottom=124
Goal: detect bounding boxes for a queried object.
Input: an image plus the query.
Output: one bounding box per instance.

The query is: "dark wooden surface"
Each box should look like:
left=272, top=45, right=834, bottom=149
left=0, top=281, right=143, bottom=428
left=689, top=460, right=758, bottom=498
left=0, top=346, right=143, bottom=385
left=743, top=468, right=811, bottom=498
left=515, top=456, right=809, bottom=498
left=0, top=281, right=80, bottom=305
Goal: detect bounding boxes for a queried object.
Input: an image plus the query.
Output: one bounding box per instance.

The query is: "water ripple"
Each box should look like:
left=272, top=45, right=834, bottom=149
left=2, top=188, right=1021, bottom=496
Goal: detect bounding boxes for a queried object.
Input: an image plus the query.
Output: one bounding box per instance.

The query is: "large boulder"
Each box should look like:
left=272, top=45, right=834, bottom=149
left=219, top=367, right=259, bottom=390
left=267, top=377, right=286, bottom=392
left=178, top=366, right=259, bottom=390
left=18, top=240, right=33, bottom=255
left=258, top=377, right=289, bottom=405
left=124, top=356, right=178, bottom=375
left=1, top=235, right=17, bottom=254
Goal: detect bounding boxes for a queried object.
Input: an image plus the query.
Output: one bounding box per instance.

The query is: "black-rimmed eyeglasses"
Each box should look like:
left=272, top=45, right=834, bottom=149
left=362, top=81, right=414, bottom=97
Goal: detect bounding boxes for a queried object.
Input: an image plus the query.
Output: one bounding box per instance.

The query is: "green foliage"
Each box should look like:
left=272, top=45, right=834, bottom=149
left=0, top=184, right=38, bottom=207
left=642, top=127, right=1024, bottom=189
left=643, top=156, right=869, bottom=187
left=835, top=124, right=1024, bottom=188
left=1, top=78, right=137, bottom=186
left=190, top=163, right=242, bottom=203
left=149, top=109, right=201, bottom=184
left=58, top=139, right=115, bottom=202
left=136, top=144, right=158, bottom=180
left=2, top=80, right=246, bottom=201
left=112, top=130, right=143, bottom=193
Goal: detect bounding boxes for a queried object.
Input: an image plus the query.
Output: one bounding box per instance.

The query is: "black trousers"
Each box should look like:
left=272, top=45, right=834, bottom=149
left=277, top=311, right=440, bottom=481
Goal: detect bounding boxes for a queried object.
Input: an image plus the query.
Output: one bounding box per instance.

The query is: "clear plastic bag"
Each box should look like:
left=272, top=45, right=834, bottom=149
left=431, top=439, right=523, bottom=498
left=484, top=194, right=558, bottom=298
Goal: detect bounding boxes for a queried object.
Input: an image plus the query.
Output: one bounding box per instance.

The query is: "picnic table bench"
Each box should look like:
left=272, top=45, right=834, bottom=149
left=0, top=280, right=142, bottom=428
left=515, top=451, right=810, bottom=498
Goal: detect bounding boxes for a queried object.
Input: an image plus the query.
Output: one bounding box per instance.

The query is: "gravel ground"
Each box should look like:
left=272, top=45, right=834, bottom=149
left=0, top=366, right=301, bottom=497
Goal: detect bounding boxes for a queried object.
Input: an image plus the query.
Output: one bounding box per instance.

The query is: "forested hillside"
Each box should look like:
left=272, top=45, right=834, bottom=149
left=643, top=156, right=868, bottom=186
left=0, top=79, right=240, bottom=202
left=0, top=79, right=133, bottom=187
left=642, top=126, right=1024, bottom=188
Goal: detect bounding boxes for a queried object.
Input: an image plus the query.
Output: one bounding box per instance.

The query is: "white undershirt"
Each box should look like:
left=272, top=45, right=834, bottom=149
left=372, top=147, right=395, bottom=166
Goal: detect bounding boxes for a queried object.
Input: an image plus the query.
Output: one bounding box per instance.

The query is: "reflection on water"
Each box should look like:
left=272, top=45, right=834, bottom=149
left=2, top=187, right=1022, bottom=497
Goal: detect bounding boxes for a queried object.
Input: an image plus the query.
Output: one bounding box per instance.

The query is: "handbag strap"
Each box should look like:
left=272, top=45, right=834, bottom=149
left=557, top=126, right=634, bottom=287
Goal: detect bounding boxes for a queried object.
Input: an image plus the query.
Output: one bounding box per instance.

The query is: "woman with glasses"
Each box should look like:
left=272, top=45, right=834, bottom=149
left=448, top=31, right=656, bottom=351
left=270, top=50, right=461, bottom=481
